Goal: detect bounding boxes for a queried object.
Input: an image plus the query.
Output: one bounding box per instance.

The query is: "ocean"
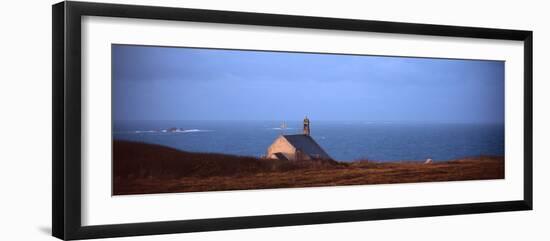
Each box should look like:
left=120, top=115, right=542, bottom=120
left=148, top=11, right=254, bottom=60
left=113, top=120, right=504, bottom=162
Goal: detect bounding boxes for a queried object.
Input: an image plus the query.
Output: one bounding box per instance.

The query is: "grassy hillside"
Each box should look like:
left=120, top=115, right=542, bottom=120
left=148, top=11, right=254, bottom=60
left=113, top=140, right=341, bottom=179
left=113, top=141, right=504, bottom=195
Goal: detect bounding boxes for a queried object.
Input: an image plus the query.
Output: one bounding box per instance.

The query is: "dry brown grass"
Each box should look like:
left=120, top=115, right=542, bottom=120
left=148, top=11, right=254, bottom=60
left=113, top=141, right=504, bottom=195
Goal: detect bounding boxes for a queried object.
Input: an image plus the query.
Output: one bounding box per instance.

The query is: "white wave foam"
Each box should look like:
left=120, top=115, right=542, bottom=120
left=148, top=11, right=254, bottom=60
left=173, top=129, right=210, bottom=133
left=133, top=128, right=212, bottom=134
left=134, top=130, right=156, bottom=134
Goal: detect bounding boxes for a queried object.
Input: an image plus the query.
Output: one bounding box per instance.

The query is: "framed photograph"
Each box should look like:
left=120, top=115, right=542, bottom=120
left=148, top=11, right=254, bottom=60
left=52, top=1, right=533, bottom=240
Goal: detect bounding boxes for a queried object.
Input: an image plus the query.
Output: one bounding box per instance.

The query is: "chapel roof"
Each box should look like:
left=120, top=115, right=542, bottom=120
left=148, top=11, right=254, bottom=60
left=282, top=134, right=331, bottom=160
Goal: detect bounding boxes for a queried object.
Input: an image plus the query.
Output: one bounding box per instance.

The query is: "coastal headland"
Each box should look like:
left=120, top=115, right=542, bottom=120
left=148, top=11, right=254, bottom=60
left=113, top=140, right=504, bottom=195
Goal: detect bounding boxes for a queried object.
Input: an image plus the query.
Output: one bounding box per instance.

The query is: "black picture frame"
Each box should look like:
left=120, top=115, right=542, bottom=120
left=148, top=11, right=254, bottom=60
left=52, top=1, right=533, bottom=240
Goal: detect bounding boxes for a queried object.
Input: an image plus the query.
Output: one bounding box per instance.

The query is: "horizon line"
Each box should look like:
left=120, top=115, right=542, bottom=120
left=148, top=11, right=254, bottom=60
left=113, top=119, right=505, bottom=124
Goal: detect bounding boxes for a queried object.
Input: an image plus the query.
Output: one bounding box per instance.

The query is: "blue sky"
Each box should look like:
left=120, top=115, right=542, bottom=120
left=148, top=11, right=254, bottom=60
left=112, top=45, right=504, bottom=123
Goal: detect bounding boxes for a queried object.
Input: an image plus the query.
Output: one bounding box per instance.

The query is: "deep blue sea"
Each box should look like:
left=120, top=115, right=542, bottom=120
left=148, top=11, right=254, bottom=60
left=113, top=120, right=504, bottom=162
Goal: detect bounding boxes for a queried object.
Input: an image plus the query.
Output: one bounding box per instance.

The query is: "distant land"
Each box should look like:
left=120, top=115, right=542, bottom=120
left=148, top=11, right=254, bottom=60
left=113, top=141, right=504, bottom=195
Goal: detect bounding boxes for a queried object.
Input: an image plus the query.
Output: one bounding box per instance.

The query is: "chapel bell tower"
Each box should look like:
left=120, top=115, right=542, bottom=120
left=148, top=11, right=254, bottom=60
left=303, top=116, right=310, bottom=136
